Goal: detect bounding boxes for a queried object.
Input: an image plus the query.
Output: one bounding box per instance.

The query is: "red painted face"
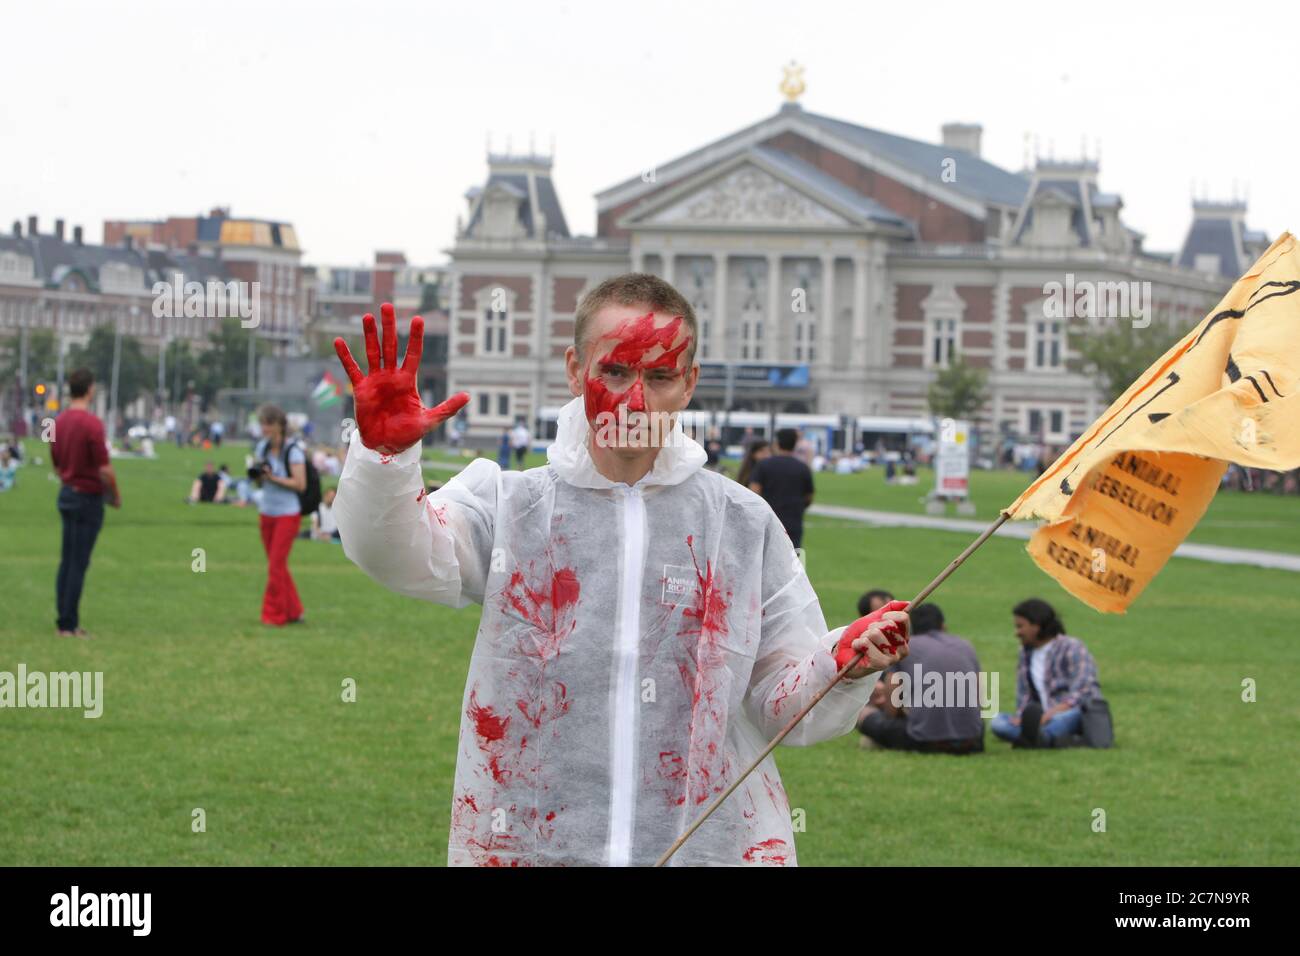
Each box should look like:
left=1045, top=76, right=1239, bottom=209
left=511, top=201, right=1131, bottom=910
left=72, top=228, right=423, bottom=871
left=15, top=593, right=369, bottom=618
left=581, top=311, right=692, bottom=439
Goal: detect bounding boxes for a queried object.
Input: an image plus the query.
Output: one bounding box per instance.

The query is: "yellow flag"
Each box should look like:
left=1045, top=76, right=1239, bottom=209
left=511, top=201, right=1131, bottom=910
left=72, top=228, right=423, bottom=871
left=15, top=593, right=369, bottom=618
left=1003, top=232, right=1300, bottom=612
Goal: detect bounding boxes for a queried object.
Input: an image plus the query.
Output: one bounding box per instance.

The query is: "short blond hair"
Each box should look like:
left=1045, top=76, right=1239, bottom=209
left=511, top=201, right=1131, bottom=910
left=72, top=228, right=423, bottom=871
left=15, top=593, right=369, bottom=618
left=574, top=273, right=698, bottom=363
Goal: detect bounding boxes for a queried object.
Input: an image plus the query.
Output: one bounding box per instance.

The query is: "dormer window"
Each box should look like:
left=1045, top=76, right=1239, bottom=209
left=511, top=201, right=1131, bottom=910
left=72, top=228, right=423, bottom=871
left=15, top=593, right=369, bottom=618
left=1021, top=188, right=1082, bottom=249
left=100, top=261, right=142, bottom=293
left=0, top=251, right=35, bottom=282
left=483, top=196, right=520, bottom=237
left=476, top=181, right=528, bottom=240
left=1194, top=253, right=1221, bottom=275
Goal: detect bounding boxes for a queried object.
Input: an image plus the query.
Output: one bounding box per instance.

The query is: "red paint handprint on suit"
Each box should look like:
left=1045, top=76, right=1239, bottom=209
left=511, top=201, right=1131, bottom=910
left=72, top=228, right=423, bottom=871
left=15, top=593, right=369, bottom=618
left=334, top=302, right=470, bottom=454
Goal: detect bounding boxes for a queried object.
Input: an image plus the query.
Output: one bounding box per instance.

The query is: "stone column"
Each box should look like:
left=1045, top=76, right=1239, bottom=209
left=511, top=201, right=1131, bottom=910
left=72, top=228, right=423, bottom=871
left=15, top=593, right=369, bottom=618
left=870, top=242, right=890, bottom=363
left=532, top=268, right=546, bottom=428
left=819, top=253, right=835, bottom=367
left=662, top=251, right=674, bottom=287
left=767, top=253, right=782, bottom=362
left=852, top=252, right=869, bottom=366
left=992, top=277, right=1009, bottom=372
left=712, top=253, right=727, bottom=361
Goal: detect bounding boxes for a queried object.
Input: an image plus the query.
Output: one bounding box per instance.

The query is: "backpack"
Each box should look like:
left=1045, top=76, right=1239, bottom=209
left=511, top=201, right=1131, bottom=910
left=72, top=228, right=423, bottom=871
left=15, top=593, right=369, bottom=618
left=1080, top=696, right=1114, bottom=749
left=1050, top=696, right=1115, bottom=749
left=260, top=437, right=322, bottom=516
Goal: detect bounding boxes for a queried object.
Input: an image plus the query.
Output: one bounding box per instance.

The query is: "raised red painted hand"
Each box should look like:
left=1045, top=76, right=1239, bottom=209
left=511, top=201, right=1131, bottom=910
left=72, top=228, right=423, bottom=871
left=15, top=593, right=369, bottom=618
left=334, top=302, right=469, bottom=454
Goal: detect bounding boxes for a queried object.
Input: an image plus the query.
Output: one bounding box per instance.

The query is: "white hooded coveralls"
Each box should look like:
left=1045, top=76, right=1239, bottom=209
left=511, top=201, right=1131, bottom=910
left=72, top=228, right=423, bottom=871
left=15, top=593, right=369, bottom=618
left=334, top=397, right=877, bottom=866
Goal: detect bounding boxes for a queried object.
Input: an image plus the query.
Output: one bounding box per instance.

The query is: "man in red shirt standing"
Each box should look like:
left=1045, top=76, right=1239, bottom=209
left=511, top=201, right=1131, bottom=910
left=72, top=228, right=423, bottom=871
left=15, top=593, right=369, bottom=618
left=49, top=368, right=121, bottom=638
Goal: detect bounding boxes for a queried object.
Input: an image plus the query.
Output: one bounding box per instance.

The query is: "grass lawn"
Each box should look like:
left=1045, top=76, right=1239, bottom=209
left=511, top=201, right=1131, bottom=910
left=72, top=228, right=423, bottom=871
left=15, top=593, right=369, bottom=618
left=1, top=438, right=1297, bottom=865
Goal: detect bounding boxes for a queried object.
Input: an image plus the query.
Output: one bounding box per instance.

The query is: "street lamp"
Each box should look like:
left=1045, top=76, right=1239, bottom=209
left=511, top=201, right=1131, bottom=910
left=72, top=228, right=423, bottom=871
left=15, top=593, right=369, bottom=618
left=158, top=319, right=167, bottom=417
left=52, top=300, right=65, bottom=409
left=107, top=307, right=129, bottom=444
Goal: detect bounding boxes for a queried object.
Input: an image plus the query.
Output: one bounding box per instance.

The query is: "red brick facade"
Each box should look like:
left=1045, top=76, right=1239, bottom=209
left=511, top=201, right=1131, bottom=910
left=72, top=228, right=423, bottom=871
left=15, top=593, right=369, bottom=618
left=552, top=276, right=588, bottom=312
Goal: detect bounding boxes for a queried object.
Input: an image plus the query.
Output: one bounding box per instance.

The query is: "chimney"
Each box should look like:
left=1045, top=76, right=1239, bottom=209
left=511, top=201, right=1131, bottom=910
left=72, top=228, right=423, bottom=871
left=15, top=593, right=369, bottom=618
left=54, top=219, right=65, bottom=241
left=27, top=215, right=37, bottom=236
left=73, top=225, right=84, bottom=246
left=941, top=122, right=983, bottom=158
left=11, top=221, right=20, bottom=238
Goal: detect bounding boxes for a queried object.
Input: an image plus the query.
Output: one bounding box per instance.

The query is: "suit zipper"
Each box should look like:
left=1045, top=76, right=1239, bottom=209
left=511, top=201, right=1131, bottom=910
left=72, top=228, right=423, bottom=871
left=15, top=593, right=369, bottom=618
left=607, top=485, right=645, bottom=866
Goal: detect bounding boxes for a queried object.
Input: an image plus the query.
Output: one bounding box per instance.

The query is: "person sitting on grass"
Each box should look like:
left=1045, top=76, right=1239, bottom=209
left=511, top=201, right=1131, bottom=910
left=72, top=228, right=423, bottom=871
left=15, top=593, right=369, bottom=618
left=0, top=447, right=17, bottom=492
left=216, top=464, right=235, bottom=500
left=991, top=598, right=1102, bottom=748
left=855, top=602, right=985, bottom=754
left=853, top=589, right=898, bottom=739
left=857, top=588, right=895, bottom=617
left=309, top=487, right=341, bottom=541
left=188, top=461, right=227, bottom=504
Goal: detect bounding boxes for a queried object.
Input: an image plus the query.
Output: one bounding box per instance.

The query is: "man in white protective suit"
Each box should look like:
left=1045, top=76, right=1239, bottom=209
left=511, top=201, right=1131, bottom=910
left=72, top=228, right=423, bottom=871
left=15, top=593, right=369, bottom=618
left=332, top=273, right=911, bottom=867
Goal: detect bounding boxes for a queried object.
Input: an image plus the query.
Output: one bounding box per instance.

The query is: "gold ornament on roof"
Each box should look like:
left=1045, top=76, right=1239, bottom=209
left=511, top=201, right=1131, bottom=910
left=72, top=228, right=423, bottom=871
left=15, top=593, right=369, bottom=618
left=780, top=61, right=805, bottom=103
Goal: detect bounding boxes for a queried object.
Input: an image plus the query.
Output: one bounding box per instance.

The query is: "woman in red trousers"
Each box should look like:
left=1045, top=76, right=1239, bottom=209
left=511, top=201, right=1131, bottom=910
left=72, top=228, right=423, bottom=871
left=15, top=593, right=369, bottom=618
left=252, top=404, right=306, bottom=626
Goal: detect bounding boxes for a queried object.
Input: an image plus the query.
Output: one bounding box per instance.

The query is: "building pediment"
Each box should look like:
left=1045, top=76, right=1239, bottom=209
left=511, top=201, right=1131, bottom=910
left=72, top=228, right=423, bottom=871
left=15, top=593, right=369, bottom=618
left=626, top=160, right=854, bottom=230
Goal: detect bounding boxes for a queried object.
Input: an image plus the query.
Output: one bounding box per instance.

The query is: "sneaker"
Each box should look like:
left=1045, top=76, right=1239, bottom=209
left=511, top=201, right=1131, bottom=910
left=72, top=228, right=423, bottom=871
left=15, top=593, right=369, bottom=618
left=73, top=628, right=93, bottom=640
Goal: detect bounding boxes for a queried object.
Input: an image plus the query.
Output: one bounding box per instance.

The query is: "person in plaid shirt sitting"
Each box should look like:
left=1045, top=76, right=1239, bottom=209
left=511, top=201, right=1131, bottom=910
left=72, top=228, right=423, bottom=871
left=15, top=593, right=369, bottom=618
left=991, top=598, right=1101, bottom=748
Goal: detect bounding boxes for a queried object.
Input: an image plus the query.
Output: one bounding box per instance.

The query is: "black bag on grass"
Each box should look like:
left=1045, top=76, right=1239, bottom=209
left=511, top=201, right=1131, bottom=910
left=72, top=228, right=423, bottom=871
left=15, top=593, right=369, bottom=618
left=1080, top=696, right=1114, bottom=749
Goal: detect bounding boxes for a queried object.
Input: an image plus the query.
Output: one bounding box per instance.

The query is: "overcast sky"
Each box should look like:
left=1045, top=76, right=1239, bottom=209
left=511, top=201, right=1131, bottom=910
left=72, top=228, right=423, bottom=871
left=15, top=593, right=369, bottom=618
left=4, top=0, right=1296, bottom=266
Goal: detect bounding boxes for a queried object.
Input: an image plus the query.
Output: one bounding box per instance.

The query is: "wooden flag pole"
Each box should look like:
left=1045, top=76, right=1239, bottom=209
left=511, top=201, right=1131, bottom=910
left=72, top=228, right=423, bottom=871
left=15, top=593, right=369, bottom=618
left=653, top=510, right=1012, bottom=867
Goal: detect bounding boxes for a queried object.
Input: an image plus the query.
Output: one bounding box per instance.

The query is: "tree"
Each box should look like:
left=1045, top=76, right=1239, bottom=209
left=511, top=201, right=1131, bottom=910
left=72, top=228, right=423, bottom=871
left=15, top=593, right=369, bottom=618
left=927, top=354, right=988, bottom=420
left=163, top=339, right=203, bottom=406
left=1068, top=316, right=1186, bottom=404
left=196, top=318, right=266, bottom=400
left=68, top=323, right=152, bottom=408
left=0, top=327, right=58, bottom=388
